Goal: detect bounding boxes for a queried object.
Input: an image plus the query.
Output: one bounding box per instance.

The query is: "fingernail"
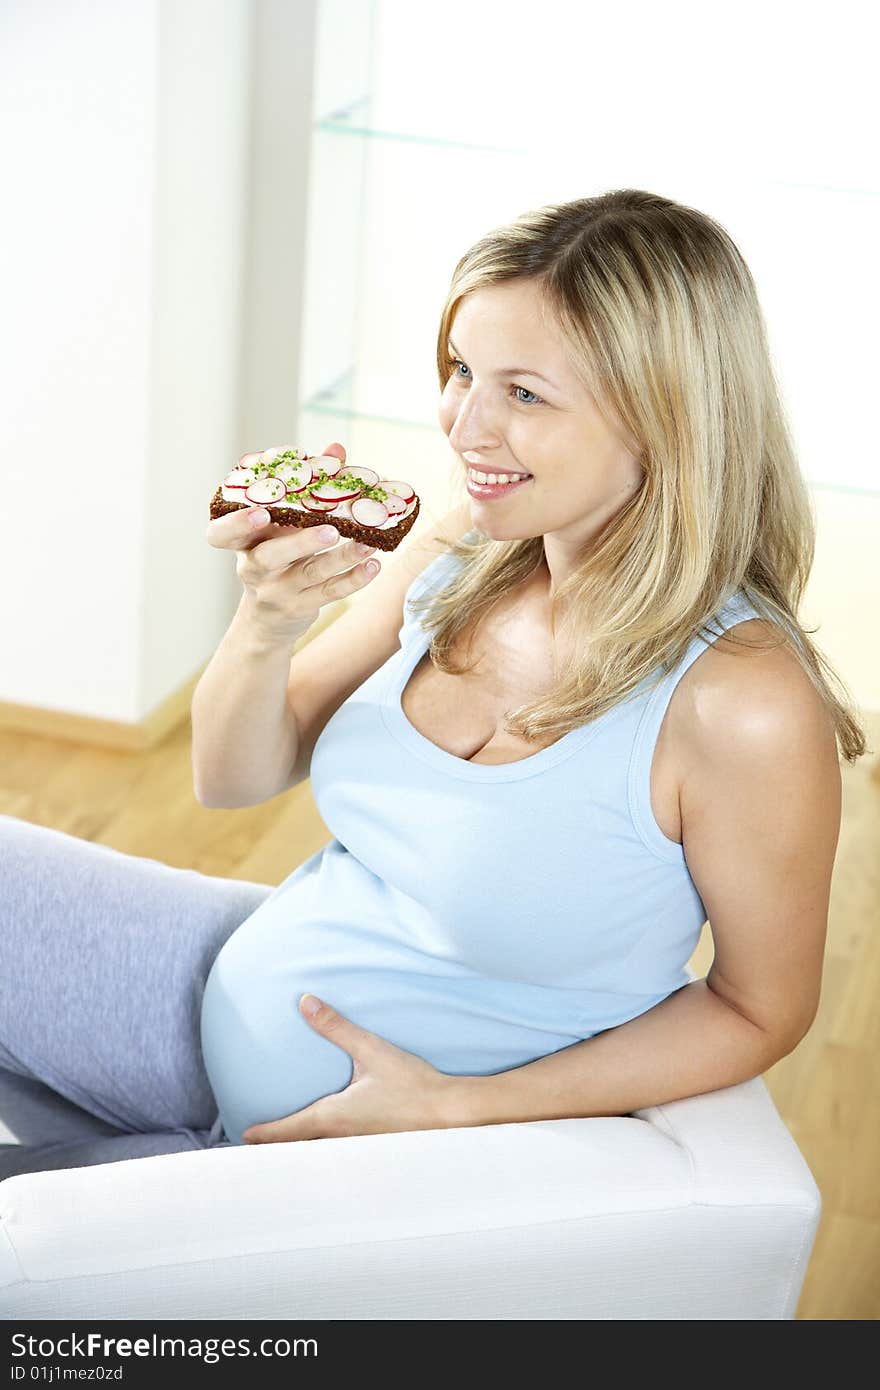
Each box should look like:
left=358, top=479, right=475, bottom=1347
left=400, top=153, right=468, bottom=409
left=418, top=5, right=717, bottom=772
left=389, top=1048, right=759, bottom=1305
left=248, top=509, right=270, bottom=528
left=300, top=993, right=322, bottom=1017
left=318, top=526, right=339, bottom=541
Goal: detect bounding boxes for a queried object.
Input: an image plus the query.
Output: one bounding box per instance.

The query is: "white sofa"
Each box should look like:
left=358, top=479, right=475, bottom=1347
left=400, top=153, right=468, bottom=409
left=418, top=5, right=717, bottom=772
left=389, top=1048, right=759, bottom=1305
left=0, top=1070, right=820, bottom=1320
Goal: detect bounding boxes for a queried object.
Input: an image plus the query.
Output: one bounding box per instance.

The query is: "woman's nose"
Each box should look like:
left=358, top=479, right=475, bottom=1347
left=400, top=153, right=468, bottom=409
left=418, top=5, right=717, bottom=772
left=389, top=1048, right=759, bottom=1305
left=446, top=396, right=500, bottom=455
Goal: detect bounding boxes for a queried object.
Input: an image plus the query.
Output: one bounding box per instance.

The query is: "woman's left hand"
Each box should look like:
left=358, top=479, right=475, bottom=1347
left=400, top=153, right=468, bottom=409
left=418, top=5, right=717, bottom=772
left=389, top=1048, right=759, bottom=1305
left=241, top=994, right=462, bottom=1143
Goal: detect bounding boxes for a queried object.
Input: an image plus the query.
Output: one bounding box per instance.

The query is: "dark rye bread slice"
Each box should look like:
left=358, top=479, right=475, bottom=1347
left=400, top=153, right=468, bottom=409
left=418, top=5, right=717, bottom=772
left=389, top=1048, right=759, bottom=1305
left=209, top=487, right=421, bottom=552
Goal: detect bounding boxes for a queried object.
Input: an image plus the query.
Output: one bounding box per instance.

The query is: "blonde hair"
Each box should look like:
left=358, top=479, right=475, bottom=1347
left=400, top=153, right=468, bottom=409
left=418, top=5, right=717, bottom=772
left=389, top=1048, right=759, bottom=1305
left=414, top=188, right=868, bottom=764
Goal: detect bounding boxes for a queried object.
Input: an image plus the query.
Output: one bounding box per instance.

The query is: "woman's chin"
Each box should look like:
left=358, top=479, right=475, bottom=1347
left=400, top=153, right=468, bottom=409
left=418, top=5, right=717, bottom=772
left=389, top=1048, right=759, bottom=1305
left=469, top=509, right=543, bottom=542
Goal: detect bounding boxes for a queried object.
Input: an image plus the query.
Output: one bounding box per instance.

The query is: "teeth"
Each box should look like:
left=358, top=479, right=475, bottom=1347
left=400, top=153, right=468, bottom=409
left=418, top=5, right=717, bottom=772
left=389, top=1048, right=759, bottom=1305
left=468, top=468, right=528, bottom=485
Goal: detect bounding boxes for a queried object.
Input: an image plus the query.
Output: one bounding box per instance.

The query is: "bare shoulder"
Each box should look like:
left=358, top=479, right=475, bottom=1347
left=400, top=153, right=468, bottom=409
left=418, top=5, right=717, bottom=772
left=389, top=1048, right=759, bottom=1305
left=673, top=617, right=840, bottom=798
left=683, top=618, right=833, bottom=736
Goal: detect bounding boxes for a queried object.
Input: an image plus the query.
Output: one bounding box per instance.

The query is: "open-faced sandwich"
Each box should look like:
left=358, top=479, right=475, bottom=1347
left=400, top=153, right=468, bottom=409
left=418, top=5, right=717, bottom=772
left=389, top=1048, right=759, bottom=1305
left=210, top=448, right=420, bottom=552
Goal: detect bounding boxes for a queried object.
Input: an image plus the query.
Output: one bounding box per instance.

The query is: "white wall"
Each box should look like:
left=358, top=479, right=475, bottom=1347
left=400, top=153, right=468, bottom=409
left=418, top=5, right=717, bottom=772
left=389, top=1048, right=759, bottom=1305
left=1, top=0, right=162, bottom=721
left=0, top=0, right=317, bottom=724
left=142, top=0, right=255, bottom=721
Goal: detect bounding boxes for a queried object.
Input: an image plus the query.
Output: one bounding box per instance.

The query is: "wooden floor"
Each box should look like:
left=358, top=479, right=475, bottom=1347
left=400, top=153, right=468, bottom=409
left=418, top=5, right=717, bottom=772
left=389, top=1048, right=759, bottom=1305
left=1, top=716, right=878, bottom=1320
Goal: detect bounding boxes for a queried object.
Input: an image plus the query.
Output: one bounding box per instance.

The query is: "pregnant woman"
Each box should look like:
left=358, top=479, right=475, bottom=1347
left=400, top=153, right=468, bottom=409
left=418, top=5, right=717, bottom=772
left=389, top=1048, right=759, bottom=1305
left=0, top=188, right=864, bottom=1179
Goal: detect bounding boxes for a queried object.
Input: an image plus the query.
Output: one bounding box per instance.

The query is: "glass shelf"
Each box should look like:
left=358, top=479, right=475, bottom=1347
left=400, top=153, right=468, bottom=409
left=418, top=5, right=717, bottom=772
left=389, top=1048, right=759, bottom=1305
left=301, top=368, right=434, bottom=432
left=314, top=97, right=520, bottom=156
left=808, top=479, right=880, bottom=498
left=312, top=105, right=880, bottom=202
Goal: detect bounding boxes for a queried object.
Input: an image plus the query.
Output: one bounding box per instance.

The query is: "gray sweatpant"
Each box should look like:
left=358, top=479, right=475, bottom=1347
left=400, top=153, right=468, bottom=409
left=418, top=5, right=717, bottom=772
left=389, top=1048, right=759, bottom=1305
left=0, top=813, right=272, bottom=1181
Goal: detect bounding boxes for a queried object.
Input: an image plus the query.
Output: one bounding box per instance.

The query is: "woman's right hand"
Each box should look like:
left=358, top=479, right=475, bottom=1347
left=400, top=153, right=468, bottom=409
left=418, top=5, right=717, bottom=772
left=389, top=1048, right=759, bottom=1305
left=205, top=441, right=382, bottom=646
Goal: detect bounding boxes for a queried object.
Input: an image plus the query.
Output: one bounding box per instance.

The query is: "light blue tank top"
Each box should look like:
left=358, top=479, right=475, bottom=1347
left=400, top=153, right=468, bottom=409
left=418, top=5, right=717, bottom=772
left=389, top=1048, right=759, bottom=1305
left=200, top=535, right=763, bottom=1143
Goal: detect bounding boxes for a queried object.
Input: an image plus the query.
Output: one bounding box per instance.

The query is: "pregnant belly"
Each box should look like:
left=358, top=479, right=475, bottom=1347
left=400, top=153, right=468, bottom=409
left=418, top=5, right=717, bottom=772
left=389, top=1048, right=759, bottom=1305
left=199, top=908, right=591, bottom=1146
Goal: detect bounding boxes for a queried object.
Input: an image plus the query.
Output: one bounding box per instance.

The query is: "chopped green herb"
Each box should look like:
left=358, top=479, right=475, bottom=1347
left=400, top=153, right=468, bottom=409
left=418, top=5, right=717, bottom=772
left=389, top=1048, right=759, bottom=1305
left=249, top=460, right=390, bottom=506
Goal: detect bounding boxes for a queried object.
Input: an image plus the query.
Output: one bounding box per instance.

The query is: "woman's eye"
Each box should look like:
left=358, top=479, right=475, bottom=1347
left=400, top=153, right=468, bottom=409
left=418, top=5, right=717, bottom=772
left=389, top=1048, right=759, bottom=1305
left=445, top=356, right=544, bottom=406
left=513, top=385, right=543, bottom=406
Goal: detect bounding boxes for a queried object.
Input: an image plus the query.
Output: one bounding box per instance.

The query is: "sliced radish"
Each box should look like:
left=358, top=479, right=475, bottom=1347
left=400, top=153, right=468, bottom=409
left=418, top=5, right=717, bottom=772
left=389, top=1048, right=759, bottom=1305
left=379, top=497, right=417, bottom=526
left=345, top=465, right=379, bottom=486
left=310, top=479, right=363, bottom=503
left=301, top=494, right=339, bottom=512
left=274, top=461, right=313, bottom=492
left=239, top=451, right=262, bottom=470
left=224, top=466, right=258, bottom=488
left=314, top=454, right=344, bottom=478
left=350, top=497, right=388, bottom=527
left=382, top=492, right=407, bottom=515
left=380, top=479, right=414, bottom=503
left=245, top=476, right=288, bottom=505
left=259, top=447, right=283, bottom=464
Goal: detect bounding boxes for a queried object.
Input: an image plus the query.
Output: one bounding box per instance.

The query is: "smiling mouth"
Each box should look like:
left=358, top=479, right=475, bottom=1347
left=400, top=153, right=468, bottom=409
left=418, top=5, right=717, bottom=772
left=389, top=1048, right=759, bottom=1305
left=466, top=466, right=532, bottom=485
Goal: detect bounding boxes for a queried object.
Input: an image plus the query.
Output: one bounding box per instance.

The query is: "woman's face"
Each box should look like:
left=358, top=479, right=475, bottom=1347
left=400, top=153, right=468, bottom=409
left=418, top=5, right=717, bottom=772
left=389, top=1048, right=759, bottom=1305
left=438, top=279, right=644, bottom=562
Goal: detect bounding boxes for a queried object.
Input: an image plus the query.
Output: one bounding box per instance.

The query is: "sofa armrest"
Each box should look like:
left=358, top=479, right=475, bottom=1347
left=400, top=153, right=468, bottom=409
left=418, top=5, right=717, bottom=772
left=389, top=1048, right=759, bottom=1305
left=0, top=1074, right=819, bottom=1320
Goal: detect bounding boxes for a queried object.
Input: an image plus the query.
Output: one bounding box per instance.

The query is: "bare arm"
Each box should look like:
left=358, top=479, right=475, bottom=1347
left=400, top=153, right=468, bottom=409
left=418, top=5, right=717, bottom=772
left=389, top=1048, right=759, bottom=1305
left=444, top=977, right=792, bottom=1126
left=191, top=593, right=302, bottom=809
